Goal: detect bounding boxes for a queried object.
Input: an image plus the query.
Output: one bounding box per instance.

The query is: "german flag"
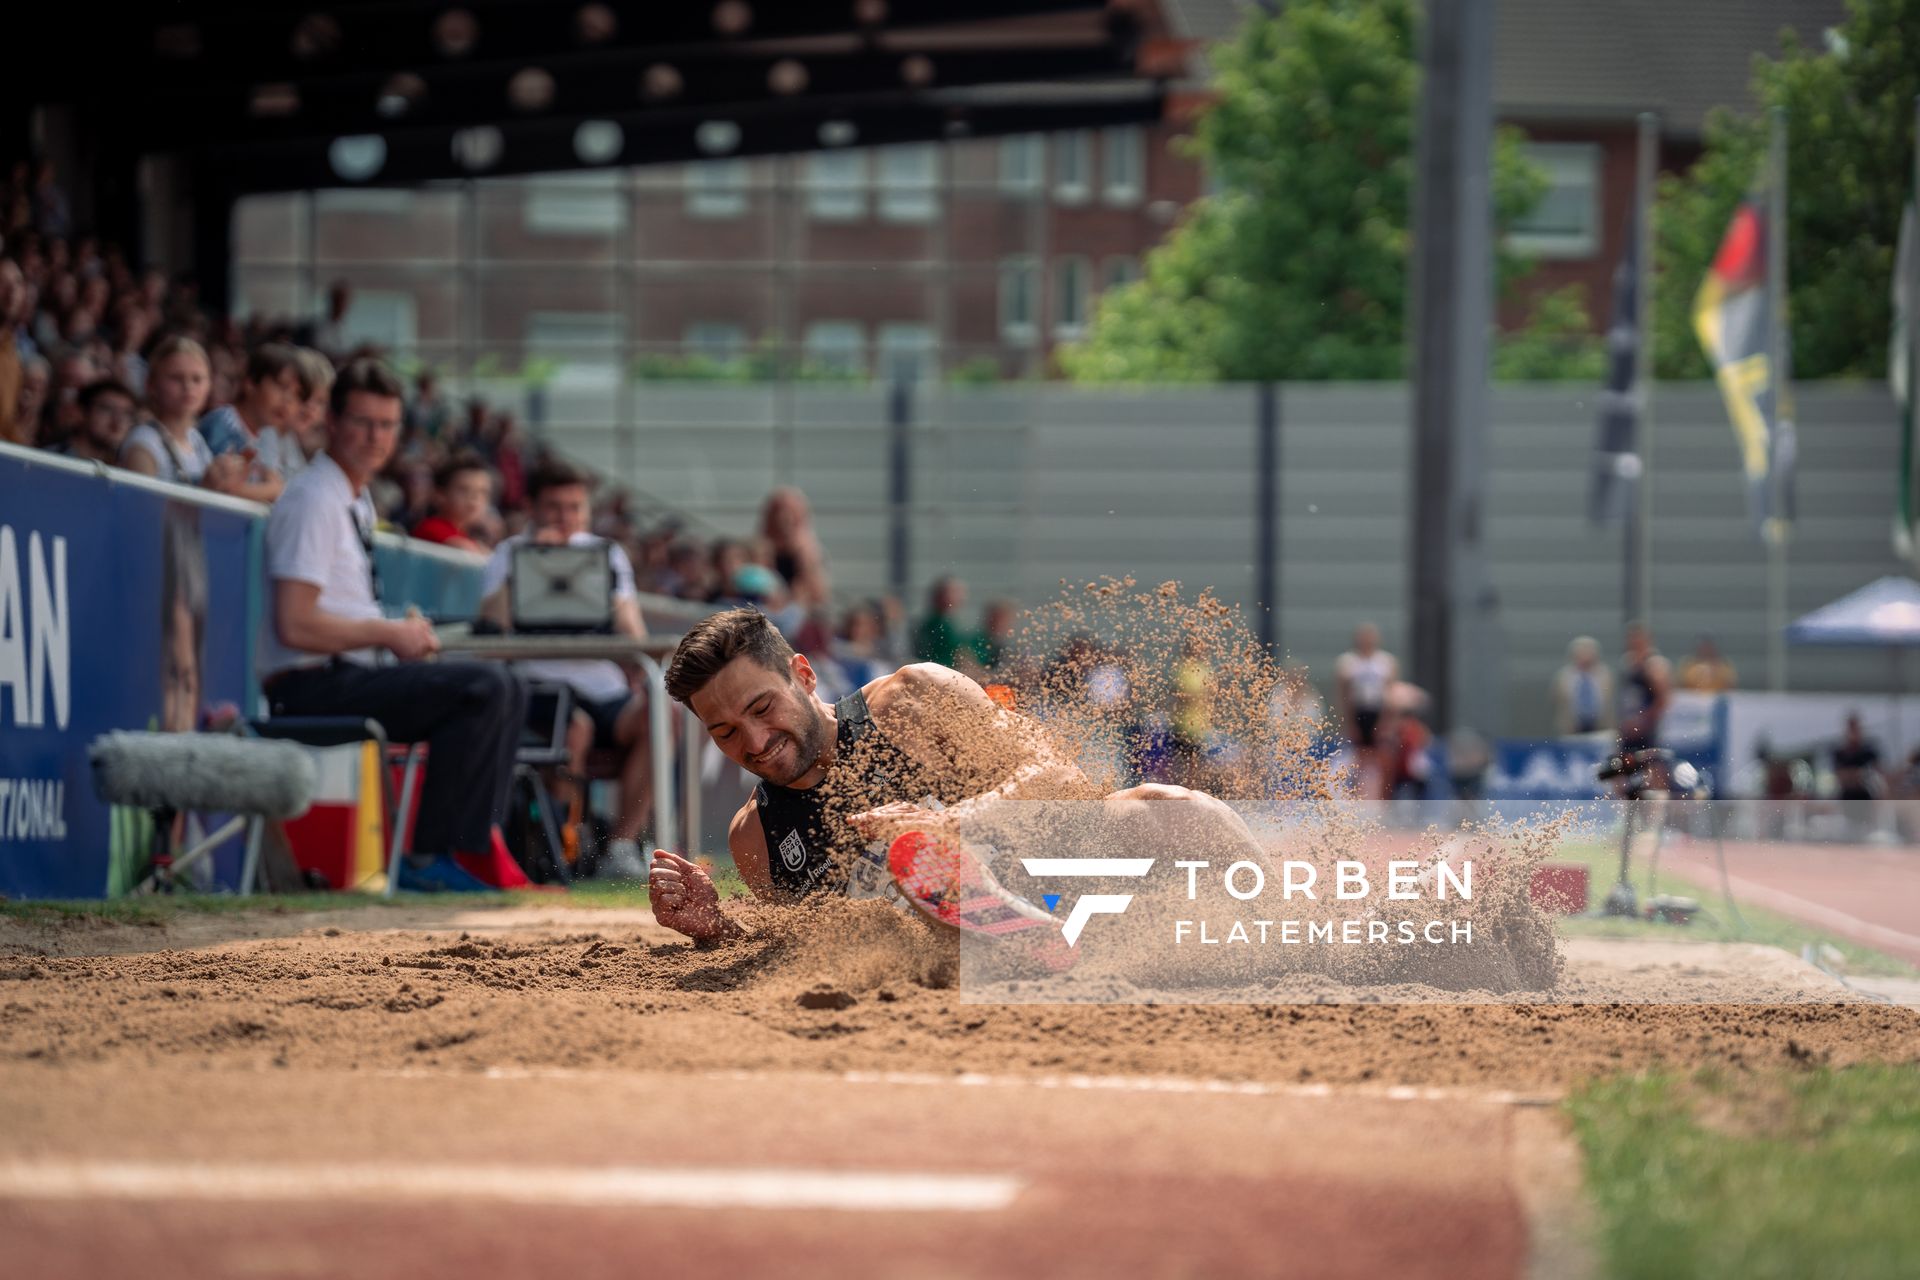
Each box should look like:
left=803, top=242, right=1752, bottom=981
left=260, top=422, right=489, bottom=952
left=1693, top=191, right=1796, bottom=540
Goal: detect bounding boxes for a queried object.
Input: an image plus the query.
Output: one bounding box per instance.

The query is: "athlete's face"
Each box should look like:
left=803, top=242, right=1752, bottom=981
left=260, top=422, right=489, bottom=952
left=690, top=654, right=833, bottom=788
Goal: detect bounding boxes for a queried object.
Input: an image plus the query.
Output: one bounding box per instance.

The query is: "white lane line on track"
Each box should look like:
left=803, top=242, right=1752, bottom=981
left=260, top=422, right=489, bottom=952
left=374, top=1065, right=1558, bottom=1105
left=0, top=1161, right=1022, bottom=1213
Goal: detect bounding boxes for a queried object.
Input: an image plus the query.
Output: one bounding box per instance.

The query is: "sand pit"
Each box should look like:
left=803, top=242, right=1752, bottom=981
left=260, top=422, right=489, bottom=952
left=4, top=904, right=1916, bottom=1089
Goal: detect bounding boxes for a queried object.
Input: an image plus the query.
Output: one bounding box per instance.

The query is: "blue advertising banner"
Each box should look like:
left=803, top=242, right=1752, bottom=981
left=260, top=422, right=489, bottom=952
left=0, top=452, right=258, bottom=898
left=1487, top=696, right=1728, bottom=802
left=2, top=446, right=490, bottom=899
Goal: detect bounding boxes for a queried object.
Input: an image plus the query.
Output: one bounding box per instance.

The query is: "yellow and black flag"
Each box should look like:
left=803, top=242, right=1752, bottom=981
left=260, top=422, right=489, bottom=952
left=1693, top=191, right=1795, bottom=539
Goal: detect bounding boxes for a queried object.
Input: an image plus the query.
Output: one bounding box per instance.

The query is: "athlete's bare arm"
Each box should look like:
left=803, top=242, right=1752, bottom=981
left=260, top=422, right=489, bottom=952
left=850, top=662, right=1094, bottom=840
left=726, top=802, right=776, bottom=899
left=649, top=801, right=779, bottom=942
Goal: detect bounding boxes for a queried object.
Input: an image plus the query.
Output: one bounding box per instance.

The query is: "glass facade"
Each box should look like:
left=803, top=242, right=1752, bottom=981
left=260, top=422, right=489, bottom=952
left=230, top=138, right=1093, bottom=393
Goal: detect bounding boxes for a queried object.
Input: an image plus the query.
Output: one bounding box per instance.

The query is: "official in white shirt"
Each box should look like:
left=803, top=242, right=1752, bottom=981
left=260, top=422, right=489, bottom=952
left=259, top=359, right=528, bottom=892
left=480, top=458, right=651, bottom=879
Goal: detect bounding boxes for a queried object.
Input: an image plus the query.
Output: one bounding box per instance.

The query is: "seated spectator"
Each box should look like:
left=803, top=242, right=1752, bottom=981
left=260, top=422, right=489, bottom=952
left=14, top=354, right=49, bottom=445
left=1551, top=636, right=1614, bottom=736
left=46, top=345, right=96, bottom=444
left=832, top=601, right=899, bottom=689
left=758, top=485, right=831, bottom=609
left=1834, top=714, right=1882, bottom=802
left=108, top=295, right=154, bottom=395
left=663, top=537, right=711, bottom=600
left=257, top=347, right=332, bottom=479
left=479, top=458, right=653, bottom=879
left=50, top=377, right=136, bottom=465
left=968, top=599, right=1020, bottom=673
left=199, top=341, right=302, bottom=503
left=914, top=575, right=973, bottom=666
left=490, top=412, right=528, bottom=511
left=208, top=341, right=242, bottom=408
left=411, top=452, right=494, bottom=553
left=1679, top=635, right=1738, bottom=693
left=629, top=518, right=681, bottom=595
left=260, top=358, right=527, bottom=893
left=311, top=279, right=352, bottom=359
left=122, top=335, right=226, bottom=488
left=407, top=367, right=451, bottom=442
left=707, top=538, right=755, bottom=604
left=723, top=562, right=805, bottom=637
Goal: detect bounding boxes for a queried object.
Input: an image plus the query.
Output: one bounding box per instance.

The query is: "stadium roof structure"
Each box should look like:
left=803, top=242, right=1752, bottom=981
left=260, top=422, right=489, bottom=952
left=13, top=1, right=1180, bottom=194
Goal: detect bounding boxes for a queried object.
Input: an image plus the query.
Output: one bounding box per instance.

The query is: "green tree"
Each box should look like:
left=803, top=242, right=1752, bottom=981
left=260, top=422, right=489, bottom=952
left=1653, top=0, right=1920, bottom=379
left=1061, top=0, right=1572, bottom=383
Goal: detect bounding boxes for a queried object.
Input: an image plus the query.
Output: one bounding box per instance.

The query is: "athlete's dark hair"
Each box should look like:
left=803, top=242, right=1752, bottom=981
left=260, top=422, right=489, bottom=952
left=329, top=357, right=405, bottom=417
left=666, top=606, right=796, bottom=704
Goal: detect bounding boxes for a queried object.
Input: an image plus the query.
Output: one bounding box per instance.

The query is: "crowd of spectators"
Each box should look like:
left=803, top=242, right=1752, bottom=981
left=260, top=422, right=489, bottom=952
left=2, top=171, right=1050, bottom=713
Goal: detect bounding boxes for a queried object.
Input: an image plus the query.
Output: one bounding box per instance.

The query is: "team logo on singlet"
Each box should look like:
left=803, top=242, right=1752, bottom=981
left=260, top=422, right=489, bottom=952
left=778, top=829, right=807, bottom=871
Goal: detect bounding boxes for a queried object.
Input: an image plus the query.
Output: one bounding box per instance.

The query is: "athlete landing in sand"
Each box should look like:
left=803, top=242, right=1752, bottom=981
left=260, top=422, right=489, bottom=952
left=648, top=607, right=1260, bottom=945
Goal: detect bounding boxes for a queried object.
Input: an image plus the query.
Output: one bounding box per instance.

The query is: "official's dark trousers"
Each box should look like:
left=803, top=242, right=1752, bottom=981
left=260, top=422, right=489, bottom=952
left=266, top=660, right=528, bottom=856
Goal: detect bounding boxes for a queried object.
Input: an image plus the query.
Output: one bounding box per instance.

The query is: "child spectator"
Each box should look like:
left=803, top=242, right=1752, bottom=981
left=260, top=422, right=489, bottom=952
left=257, top=347, right=332, bottom=479
left=199, top=341, right=301, bottom=503
left=411, top=453, right=494, bottom=553
left=122, top=335, right=223, bottom=487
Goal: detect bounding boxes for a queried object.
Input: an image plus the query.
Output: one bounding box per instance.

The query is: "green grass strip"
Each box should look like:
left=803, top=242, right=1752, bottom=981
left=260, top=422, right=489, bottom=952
left=1567, top=1064, right=1920, bottom=1280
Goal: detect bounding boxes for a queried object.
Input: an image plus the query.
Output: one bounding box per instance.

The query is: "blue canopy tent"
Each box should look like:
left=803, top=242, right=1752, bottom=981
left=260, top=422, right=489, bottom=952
left=1785, top=577, right=1920, bottom=647
left=1786, top=576, right=1920, bottom=757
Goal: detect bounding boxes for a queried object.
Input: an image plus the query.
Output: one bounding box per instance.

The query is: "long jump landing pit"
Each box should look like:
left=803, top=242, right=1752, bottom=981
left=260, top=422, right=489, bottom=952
left=3, top=903, right=1918, bottom=1279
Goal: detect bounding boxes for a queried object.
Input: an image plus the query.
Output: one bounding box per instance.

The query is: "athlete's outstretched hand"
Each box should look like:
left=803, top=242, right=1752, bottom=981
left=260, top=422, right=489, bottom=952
left=648, top=850, right=732, bottom=943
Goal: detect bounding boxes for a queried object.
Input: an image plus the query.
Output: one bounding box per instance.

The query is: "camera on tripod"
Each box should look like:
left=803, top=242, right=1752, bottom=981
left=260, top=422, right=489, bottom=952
left=1596, top=746, right=1702, bottom=797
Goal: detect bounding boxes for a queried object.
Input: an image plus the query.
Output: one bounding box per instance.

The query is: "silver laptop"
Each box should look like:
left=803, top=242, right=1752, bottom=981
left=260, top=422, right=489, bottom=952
left=509, top=542, right=614, bottom=633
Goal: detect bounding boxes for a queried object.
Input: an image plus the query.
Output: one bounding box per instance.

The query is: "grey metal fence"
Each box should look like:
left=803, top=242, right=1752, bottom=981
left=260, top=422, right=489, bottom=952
left=530, top=379, right=1902, bottom=735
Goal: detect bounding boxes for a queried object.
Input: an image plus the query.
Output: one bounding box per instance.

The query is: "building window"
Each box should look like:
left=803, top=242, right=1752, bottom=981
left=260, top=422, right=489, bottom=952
left=527, top=310, right=625, bottom=386
left=339, top=289, right=418, bottom=352
left=685, top=322, right=747, bottom=360
left=1053, top=256, right=1089, bottom=337
left=876, top=145, right=938, bottom=223
left=999, top=257, right=1037, bottom=345
left=806, top=150, right=867, bottom=221
left=877, top=323, right=936, bottom=383
left=525, top=172, right=626, bottom=235
left=1101, top=255, right=1141, bottom=292
left=1054, top=130, right=1092, bottom=204
left=685, top=160, right=749, bottom=219
left=803, top=321, right=865, bottom=374
left=999, top=134, right=1044, bottom=194
left=1509, top=142, right=1601, bottom=259
left=1102, top=126, right=1144, bottom=205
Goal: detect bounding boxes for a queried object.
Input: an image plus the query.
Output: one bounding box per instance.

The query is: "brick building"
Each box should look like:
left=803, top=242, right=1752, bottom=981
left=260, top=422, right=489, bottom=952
left=231, top=0, right=1847, bottom=381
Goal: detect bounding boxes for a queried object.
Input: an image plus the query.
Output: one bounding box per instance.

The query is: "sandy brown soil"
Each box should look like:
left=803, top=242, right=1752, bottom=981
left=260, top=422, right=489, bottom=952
left=3, top=903, right=1916, bottom=1088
